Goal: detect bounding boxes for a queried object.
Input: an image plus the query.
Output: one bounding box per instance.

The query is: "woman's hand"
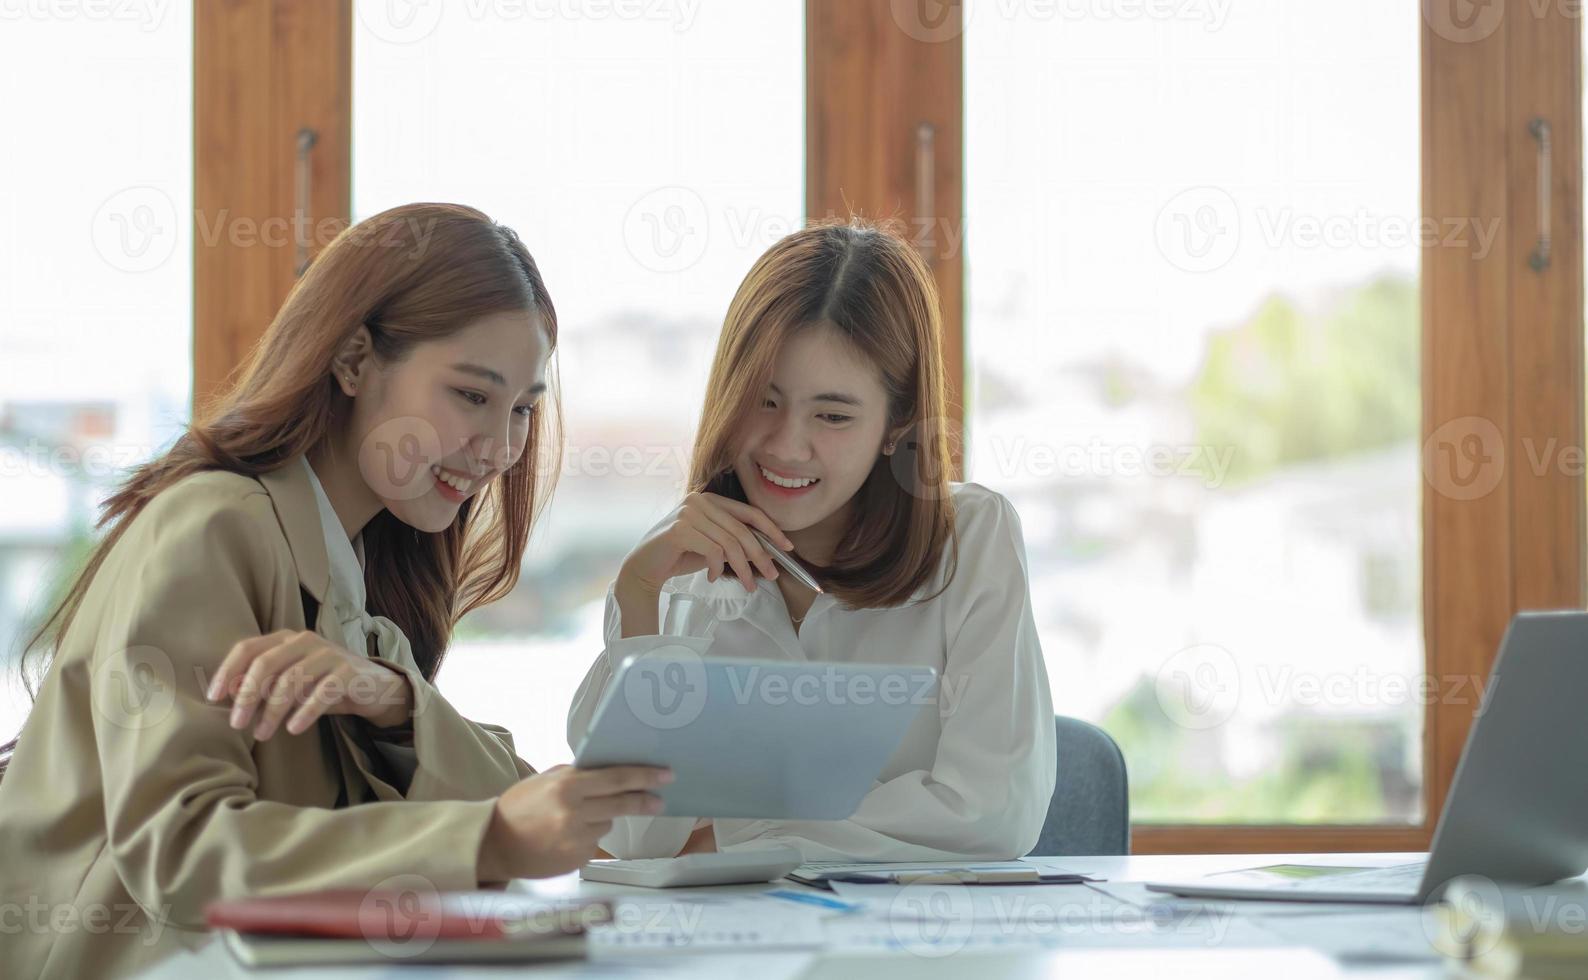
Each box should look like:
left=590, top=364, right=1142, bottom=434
left=205, top=629, right=413, bottom=740
left=478, top=765, right=673, bottom=881
left=614, top=492, right=794, bottom=636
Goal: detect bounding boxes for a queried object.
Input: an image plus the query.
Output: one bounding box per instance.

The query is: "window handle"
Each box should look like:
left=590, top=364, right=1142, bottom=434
left=294, top=126, right=319, bottom=276
left=915, top=121, right=936, bottom=257
left=1529, top=117, right=1552, bottom=273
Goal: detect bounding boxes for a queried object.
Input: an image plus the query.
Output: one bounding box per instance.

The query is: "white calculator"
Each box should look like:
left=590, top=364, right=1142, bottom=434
left=579, top=846, right=804, bottom=888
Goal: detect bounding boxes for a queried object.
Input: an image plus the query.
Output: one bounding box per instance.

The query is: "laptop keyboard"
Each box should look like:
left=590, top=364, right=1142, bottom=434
left=1268, top=862, right=1426, bottom=894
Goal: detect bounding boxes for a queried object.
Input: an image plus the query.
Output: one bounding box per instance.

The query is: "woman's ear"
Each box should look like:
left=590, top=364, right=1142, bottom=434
left=331, top=325, right=374, bottom=397
left=882, top=424, right=908, bottom=456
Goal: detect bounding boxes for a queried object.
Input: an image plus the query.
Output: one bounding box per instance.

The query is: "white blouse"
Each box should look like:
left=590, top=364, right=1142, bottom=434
left=566, top=482, right=1056, bottom=862
left=301, top=457, right=418, bottom=781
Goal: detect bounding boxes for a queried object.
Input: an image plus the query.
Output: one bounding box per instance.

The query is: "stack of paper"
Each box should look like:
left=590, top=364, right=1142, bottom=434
left=1434, top=878, right=1588, bottom=978
left=588, top=893, right=833, bottom=951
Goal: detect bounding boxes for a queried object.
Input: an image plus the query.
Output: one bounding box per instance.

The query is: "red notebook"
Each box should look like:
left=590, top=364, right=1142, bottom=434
left=205, top=889, right=613, bottom=966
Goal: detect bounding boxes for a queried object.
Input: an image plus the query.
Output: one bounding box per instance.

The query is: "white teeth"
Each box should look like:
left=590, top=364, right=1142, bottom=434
left=431, top=465, right=473, bottom=494
left=759, top=465, right=819, bottom=489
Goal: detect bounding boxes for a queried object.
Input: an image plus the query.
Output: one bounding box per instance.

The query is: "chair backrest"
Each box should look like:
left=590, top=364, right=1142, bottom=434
left=1028, top=715, right=1130, bottom=856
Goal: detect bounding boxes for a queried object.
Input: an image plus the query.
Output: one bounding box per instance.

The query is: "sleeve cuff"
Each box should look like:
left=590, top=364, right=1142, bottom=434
left=359, top=657, right=529, bottom=800
left=598, top=815, right=697, bottom=858
left=711, top=820, right=779, bottom=848
left=603, top=632, right=714, bottom=676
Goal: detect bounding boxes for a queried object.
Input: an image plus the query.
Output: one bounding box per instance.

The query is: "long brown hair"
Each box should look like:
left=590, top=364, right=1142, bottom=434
left=15, top=202, right=560, bottom=697
left=690, top=220, right=957, bottom=608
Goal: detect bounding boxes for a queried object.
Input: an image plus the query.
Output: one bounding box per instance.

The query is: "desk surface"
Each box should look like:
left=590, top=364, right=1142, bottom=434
left=137, top=852, right=1475, bottom=979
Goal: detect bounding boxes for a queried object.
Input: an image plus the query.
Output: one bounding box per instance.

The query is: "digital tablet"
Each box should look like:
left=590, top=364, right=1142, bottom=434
left=573, top=647, right=937, bottom=820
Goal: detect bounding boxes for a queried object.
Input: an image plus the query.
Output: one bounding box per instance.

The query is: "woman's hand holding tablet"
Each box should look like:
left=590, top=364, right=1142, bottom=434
left=479, top=765, right=674, bottom=881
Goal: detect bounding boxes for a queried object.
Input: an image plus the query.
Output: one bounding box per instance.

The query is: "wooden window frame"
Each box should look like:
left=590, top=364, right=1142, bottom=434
left=806, top=0, right=965, bottom=476
left=195, top=0, right=1583, bottom=853
left=803, top=0, right=1584, bottom=854
left=193, top=0, right=350, bottom=410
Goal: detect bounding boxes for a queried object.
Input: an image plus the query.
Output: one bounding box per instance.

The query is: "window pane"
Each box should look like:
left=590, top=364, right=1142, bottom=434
left=966, top=3, right=1422, bottom=823
left=354, top=1, right=803, bottom=769
left=1, top=10, right=193, bottom=743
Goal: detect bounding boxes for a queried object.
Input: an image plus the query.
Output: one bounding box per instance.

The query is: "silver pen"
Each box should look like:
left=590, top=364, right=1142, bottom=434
left=751, top=529, right=825, bottom=594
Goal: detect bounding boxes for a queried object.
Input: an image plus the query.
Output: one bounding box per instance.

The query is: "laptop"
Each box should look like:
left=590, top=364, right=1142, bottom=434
left=574, top=647, right=937, bottom=819
left=1146, top=611, right=1588, bottom=904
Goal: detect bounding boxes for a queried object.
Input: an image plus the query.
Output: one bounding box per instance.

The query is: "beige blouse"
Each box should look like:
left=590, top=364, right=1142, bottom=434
left=0, top=458, right=534, bottom=979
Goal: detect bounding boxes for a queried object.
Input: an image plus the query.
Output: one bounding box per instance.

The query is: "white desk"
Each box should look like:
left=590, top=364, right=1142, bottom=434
left=136, top=852, right=1473, bottom=979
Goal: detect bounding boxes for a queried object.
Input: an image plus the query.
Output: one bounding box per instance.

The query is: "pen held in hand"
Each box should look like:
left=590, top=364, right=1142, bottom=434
left=751, top=529, right=825, bottom=594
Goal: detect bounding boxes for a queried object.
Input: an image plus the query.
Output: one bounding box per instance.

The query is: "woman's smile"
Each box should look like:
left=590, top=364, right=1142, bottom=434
left=754, top=462, right=822, bottom=499
left=430, top=463, right=482, bottom=503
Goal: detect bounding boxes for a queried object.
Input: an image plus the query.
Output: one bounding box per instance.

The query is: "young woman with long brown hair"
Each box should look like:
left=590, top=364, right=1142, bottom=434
left=0, top=203, right=668, bottom=979
left=568, top=221, right=1056, bottom=862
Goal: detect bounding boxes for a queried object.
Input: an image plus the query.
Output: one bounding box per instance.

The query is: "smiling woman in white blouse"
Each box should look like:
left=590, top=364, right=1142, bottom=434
left=567, top=220, right=1056, bottom=863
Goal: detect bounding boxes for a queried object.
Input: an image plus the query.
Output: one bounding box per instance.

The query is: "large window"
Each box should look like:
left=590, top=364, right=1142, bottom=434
left=353, top=0, right=804, bottom=768
left=965, top=2, right=1423, bottom=823
left=8, top=0, right=1572, bottom=851
left=0, top=7, right=193, bottom=743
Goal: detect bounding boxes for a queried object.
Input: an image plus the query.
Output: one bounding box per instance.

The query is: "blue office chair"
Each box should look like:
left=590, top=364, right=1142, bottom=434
left=1028, top=716, right=1131, bottom=856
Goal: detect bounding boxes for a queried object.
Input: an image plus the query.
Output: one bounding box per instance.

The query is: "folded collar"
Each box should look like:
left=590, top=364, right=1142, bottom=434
left=254, top=455, right=333, bottom=606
